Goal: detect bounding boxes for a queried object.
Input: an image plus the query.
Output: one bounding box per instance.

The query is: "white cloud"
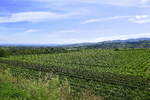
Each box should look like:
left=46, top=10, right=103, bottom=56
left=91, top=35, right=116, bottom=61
left=32, top=0, right=150, bottom=7
left=0, top=11, right=78, bottom=23
left=57, top=30, right=76, bottom=33
left=133, top=19, right=150, bottom=24
left=53, top=32, right=150, bottom=44
left=135, top=15, right=149, bottom=19
left=82, top=15, right=150, bottom=24
left=128, top=15, right=150, bottom=24
left=93, top=33, right=150, bottom=42
left=25, top=29, right=38, bottom=33
left=82, top=16, right=132, bottom=24
left=140, top=0, right=150, bottom=4
left=99, top=0, right=150, bottom=7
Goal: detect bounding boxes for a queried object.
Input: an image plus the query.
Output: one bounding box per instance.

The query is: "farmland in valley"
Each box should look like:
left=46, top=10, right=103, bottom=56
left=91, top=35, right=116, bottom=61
left=0, top=48, right=150, bottom=100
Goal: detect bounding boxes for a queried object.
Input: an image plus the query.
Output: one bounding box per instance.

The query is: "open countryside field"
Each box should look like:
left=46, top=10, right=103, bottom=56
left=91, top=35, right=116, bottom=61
left=1, top=0, right=150, bottom=100
left=0, top=48, right=150, bottom=100
left=2, top=49, right=150, bottom=77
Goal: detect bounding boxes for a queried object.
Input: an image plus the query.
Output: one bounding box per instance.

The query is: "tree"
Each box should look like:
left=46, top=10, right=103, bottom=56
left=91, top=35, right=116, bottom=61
left=0, top=48, right=9, bottom=57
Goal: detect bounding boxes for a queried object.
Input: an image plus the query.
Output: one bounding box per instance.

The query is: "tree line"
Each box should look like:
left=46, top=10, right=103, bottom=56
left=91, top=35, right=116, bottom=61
left=0, top=47, right=69, bottom=57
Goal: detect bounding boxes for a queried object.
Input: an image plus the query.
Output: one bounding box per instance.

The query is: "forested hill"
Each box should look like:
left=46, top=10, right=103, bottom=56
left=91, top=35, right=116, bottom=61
left=66, top=38, right=150, bottom=49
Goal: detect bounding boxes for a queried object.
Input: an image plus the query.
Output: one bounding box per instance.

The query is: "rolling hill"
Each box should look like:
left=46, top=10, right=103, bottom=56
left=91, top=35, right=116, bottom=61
left=66, top=38, right=150, bottom=48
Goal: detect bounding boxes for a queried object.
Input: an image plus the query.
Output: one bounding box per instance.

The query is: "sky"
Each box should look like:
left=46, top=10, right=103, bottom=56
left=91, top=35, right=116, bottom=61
left=1, top=0, right=150, bottom=44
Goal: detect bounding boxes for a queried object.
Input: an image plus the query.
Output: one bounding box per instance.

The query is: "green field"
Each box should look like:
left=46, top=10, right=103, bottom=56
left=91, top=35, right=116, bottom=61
left=0, top=48, right=150, bottom=100
left=3, top=49, right=150, bottom=77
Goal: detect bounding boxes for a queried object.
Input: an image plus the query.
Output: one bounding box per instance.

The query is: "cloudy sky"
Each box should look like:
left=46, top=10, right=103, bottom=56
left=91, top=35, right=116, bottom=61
left=1, top=0, right=150, bottom=44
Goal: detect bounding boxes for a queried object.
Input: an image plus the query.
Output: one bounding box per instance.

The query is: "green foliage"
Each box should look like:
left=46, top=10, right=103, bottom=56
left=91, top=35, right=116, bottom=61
left=0, top=69, right=61, bottom=100
left=0, top=48, right=10, bottom=57
left=0, top=66, right=100, bottom=100
left=1, top=47, right=69, bottom=56
left=1, top=48, right=150, bottom=100
left=4, top=49, right=150, bottom=77
left=0, top=81, right=27, bottom=99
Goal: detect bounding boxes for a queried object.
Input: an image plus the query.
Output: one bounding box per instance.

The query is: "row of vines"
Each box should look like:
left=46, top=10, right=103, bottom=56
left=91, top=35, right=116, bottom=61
left=0, top=49, right=150, bottom=100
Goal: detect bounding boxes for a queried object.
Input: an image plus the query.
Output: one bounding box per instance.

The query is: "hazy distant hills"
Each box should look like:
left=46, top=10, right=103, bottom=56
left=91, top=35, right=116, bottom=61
left=66, top=38, right=150, bottom=48
left=1, top=38, right=150, bottom=48
left=109, top=38, right=150, bottom=43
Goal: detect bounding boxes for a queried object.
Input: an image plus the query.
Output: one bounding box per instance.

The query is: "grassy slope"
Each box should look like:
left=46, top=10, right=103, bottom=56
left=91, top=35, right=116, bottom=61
left=0, top=64, right=102, bottom=100
left=0, top=68, right=60, bottom=100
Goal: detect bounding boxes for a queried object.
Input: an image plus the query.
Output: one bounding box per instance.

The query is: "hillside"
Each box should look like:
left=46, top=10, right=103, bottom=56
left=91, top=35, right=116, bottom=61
left=65, top=38, right=150, bottom=49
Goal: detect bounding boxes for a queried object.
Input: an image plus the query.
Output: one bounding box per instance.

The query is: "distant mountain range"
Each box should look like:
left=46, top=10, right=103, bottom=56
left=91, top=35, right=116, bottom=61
left=65, top=38, right=150, bottom=48
left=1, top=37, right=150, bottom=48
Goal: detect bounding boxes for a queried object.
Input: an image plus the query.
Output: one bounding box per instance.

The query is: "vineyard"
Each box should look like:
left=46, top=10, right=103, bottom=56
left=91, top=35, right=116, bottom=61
left=0, top=48, right=150, bottom=100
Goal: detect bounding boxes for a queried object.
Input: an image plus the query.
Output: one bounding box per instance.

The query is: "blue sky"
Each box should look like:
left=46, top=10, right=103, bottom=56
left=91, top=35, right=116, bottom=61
left=1, top=0, right=150, bottom=44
